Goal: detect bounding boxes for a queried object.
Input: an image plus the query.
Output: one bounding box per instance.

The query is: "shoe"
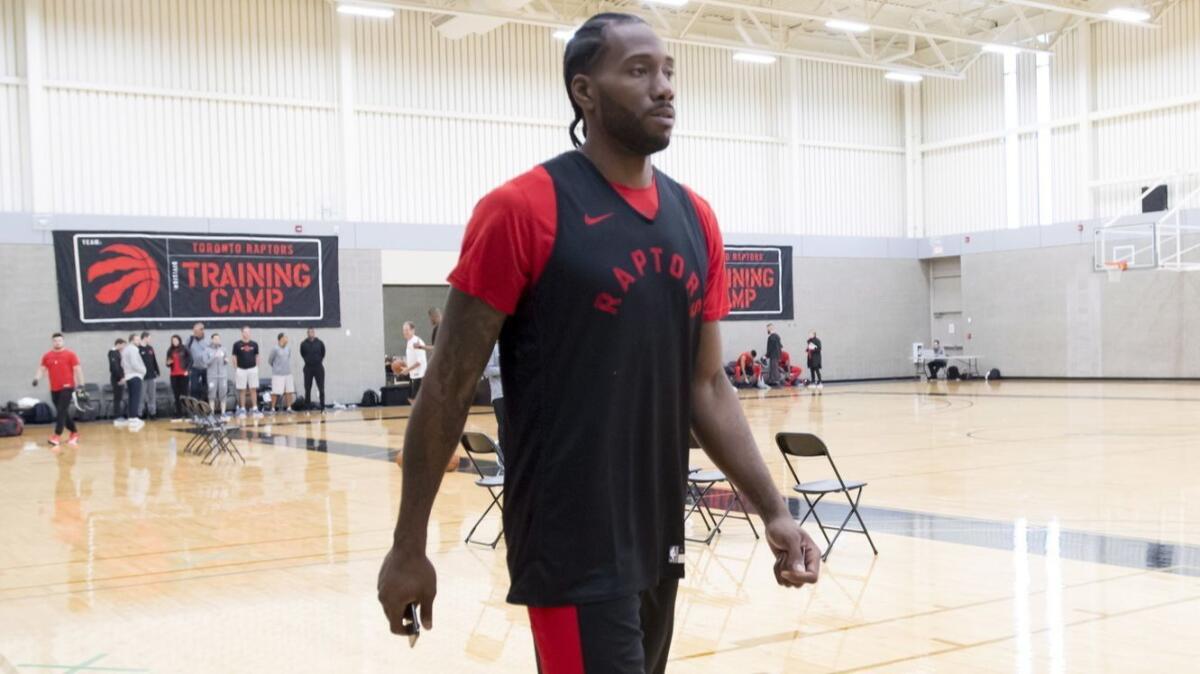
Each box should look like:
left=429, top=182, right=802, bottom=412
left=252, top=410, right=264, bottom=419
left=237, top=408, right=247, bottom=418
left=755, top=380, right=769, bottom=390
left=68, top=433, right=80, bottom=446
left=113, top=418, right=129, bottom=427
left=128, top=418, right=145, bottom=432
left=817, top=383, right=824, bottom=390
left=49, top=435, right=61, bottom=447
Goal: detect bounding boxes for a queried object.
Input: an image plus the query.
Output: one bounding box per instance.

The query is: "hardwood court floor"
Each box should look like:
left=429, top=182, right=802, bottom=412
left=1, top=380, right=1199, bottom=673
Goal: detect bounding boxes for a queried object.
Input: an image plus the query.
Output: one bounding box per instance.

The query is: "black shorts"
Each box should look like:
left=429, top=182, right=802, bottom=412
left=528, top=578, right=678, bottom=674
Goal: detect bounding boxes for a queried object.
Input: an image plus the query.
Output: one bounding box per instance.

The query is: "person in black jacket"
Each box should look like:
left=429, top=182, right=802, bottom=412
left=765, top=323, right=783, bottom=386
left=300, top=327, right=326, bottom=411
left=107, top=337, right=127, bottom=422
left=138, top=332, right=160, bottom=419
left=806, top=330, right=823, bottom=390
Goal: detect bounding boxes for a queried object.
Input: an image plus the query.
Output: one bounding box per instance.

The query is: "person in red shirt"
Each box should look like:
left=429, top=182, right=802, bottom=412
left=32, top=332, right=85, bottom=447
left=376, top=13, right=819, bottom=673
left=734, top=350, right=762, bottom=386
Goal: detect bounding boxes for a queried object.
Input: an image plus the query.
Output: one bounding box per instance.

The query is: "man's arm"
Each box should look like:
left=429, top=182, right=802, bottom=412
left=378, top=289, right=506, bottom=633
left=32, top=364, right=47, bottom=386
left=690, top=321, right=820, bottom=587
left=73, top=364, right=85, bottom=387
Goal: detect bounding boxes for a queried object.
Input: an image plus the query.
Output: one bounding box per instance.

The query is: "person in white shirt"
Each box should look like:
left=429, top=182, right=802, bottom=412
left=394, top=321, right=427, bottom=403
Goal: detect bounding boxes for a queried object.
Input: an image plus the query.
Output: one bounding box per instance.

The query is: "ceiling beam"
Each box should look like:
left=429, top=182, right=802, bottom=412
left=367, top=0, right=966, bottom=78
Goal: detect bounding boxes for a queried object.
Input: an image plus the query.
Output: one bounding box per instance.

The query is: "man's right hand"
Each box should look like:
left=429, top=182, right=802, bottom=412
left=377, top=545, right=437, bottom=635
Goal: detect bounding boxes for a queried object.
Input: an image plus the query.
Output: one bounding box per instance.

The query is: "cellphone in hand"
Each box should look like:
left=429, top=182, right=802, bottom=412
left=402, top=603, right=420, bottom=647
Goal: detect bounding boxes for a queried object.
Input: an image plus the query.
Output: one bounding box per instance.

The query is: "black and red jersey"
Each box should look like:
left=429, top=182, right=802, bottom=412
left=449, top=151, right=730, bottom=606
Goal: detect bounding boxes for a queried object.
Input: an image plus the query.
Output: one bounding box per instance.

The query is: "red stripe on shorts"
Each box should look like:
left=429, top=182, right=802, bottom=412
left=528, top=605, right=585, bottom=674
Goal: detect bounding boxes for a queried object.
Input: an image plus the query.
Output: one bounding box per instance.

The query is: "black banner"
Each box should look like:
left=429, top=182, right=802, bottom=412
left=723, top=245, right=793, bottom=321
left=54, top=231, right=341, bottom=331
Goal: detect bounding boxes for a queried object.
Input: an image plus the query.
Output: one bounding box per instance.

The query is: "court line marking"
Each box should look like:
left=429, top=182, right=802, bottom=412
left=14, top=654, right=148, bottom=673
left=824, top=592, right=1200, bottom=673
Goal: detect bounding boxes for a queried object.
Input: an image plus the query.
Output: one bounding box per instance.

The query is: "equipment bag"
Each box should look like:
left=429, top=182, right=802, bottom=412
left=0, top=412, right=23, bottom=437
left=360, top=389, right=380, bottom=407
left=986, top=368, right=1002, bottom=381
left=946, top=366, right=961, bottom=380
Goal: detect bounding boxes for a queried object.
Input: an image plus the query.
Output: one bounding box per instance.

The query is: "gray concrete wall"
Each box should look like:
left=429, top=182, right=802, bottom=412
left=720, top=257, right=931, bottom=380
left=960, top=244, right=1200, bottom=377
left=0, top=245, right=384, bottom=407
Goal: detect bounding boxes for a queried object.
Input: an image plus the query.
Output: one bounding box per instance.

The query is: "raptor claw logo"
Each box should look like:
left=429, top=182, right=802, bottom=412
left=86, top=244, right=161, bottom=313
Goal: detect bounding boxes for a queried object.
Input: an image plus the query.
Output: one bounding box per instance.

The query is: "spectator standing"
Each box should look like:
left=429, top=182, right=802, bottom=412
left=765, top=324, right=783, bottom=386
left=300, top=328, right=326, bottom=411
left=32, top=332, right=84, bottom=448
left=138, top=332, right=160, bottom=419
left=268, top=333, right=295, bottom=413
left=483, top=342, right=507, bottom=469
left=207, top=333, right=230, bottom=415
left=395, top=321, right=427, bottom=402
left=165, top=334, right=190, bottom=417
left=806, top=330, right=823, bottom=390
left=108, top=338, right=127, bottom=424
left=120, top=334, right=147, bottom=431
left=186, top=322, right=210, bottom=399
left=232, top=326, right=263, bottom=418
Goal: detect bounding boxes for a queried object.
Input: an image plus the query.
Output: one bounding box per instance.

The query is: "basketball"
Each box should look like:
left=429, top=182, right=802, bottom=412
left=390, top=359, right=405, bottom=376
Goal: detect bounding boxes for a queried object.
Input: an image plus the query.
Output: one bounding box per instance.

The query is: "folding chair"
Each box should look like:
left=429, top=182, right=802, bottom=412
left=685, top=432, right=759, bottom=545
left=460, top=432, right=505, bottom=548
left=775, top=432, right=877, bottom=561
left=195, top=399, right=244, bottom=465
left=179, top=398, right=209, bottom=456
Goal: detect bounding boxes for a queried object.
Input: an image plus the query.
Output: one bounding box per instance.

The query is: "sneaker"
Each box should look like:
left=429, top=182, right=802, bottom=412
left=237, top=408, right=247, bottom=418
left=252, top=410, right=264, bottom=419
left=128, top=418, right=145, bottom=432
left=817, top=383, right=824, bottom=390
left=756, top=380, right=769, bottom=390
left=48, top=435, right=61, bottom=447
left=67, top=433, right=80, bottom=446
left=113, top=418, right=129, bottom=427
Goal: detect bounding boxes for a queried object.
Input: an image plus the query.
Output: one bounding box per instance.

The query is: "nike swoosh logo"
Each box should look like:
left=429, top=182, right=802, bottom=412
left=584, top=213, right=614, bottom=226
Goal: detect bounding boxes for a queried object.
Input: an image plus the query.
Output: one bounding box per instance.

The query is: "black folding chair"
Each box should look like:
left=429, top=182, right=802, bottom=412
left=179, top=398, right=209, bottom=456
left=460, top=432, right=505, bottom=549
left=192, top=399, right=244, bottom=465
left=775, top=432, right=877, bottom=561
left=685, top=432, right=759, bottom=544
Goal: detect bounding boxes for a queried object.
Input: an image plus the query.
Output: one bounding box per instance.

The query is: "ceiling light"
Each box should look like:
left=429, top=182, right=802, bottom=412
left=885, top=71, right=923, bottom=83
left=552, top=29, right=575, bottom=41
left=981, top=43, right=1021, bottom=55
left=337, top=4, right=395, bottom=18
left=643, top=0, right=689, bottom=6
left=733, top=51, right=777, bottom=65
left=825, top=19, right=870, bottom=33
left=1107, top=7, right=1151, bottom=22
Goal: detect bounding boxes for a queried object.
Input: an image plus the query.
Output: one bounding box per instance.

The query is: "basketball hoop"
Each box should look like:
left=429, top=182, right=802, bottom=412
left=1104, top=260, right=1129, bottom=283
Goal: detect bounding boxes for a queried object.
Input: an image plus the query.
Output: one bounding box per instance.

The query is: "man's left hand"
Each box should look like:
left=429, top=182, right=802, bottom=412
left=765, top=515, right=821, bottom=588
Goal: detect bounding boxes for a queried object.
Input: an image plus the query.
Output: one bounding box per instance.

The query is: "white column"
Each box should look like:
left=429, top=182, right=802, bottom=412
left=1076, top=21, right=1094, bottom=220
left=1003, top=51, right=1021, bottom=229
left=336, top=12, right=360, bottom=221
left=23, top=0, right=51, bottom=215
left=783, top=57, right=802, bottom=233
left=1036, top=51, right=1053, bottom=224
left=904, top=83, right=924, bottom=238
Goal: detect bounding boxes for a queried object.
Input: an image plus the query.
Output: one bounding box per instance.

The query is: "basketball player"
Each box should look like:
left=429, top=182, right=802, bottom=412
left=377, top=14, right=819, bottom=673
left=32, top=332, right=84, bottom=447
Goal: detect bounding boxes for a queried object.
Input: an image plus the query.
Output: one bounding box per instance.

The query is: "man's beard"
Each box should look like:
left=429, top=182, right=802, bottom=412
left=597, top=90, right=671, bottom=156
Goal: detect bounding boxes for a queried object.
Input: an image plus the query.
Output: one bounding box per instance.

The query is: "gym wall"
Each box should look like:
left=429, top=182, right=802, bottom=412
left=0, top=242, right=384, bottom=407
left=959, top=246, right=1200, bottom=379
left=0, top=0, right=904, bottom=237
left=922, top=10, right=1200, bottom=235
